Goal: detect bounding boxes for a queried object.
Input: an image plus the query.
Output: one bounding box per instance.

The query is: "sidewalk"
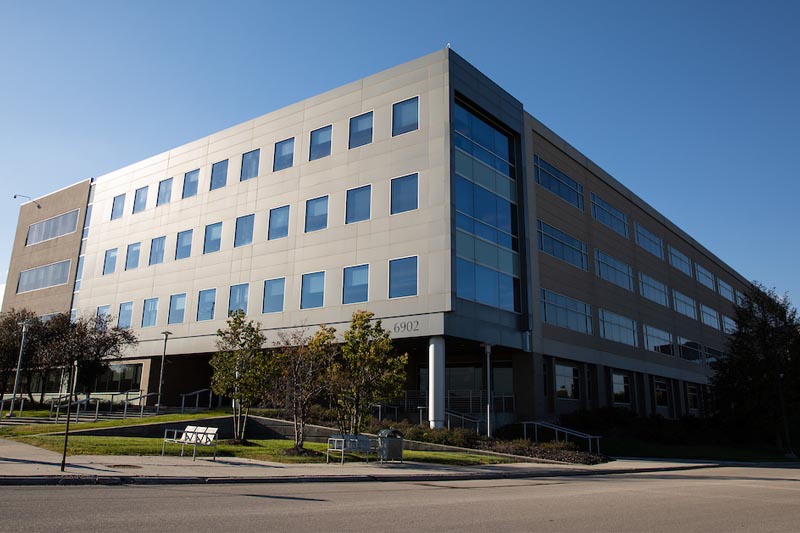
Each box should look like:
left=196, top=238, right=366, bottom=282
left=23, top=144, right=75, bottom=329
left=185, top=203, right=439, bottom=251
left=0, top=437, right=726, bottom=486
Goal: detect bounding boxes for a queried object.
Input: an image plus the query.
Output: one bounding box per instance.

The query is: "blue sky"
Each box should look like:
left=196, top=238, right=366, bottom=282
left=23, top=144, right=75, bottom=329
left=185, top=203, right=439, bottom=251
left=1, top=0, right=798, bottom=305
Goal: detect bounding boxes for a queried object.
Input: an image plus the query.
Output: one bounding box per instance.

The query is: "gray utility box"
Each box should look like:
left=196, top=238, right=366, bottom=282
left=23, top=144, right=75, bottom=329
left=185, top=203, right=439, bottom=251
left=377, top=429, right=404, bottom=462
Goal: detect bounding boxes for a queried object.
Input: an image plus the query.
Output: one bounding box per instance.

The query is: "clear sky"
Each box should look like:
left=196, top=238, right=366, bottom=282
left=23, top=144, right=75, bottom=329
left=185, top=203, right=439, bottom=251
left=1, top=0, right=798, bottom=306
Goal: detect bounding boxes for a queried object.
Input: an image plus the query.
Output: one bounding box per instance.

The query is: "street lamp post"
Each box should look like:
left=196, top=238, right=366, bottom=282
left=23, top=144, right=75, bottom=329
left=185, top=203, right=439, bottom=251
left=482, top=343, right=493, bottom=438
left=157, top=331, right=172, bottom=414
left=7, top=321, right=30, bottom=418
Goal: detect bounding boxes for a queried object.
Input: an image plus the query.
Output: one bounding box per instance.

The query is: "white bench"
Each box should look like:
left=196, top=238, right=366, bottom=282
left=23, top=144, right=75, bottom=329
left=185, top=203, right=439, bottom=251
left=162, top=425, right=218, bottom=461
left=326, top=434, right=377, bottom=464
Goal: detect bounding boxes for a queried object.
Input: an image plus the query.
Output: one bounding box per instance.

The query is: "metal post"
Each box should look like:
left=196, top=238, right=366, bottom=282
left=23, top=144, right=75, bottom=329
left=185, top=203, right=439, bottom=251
left=157, top=331, right=171, bottom=414
left=7, top=321, right=29, bottom=418
left=482, top=343, right=493, bottom=438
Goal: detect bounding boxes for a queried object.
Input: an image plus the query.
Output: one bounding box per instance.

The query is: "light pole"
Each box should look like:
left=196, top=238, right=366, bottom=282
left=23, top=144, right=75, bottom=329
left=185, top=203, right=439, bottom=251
left=482, top=343, right=493, bottom=438
left=157, top=331, right=172, bottom=414
left=7, top=321, right=30, bottom=418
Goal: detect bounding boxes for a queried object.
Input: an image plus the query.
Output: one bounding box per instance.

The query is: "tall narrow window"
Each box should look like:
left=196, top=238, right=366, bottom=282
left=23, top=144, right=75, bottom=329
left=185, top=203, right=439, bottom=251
left=389, top=256, right=417, bottom=298
left=74, top=255, right=84, bottom=291
left=262, top=278, right=285, bottom=313
left=118, top=302, right=133, bottom=329
left=142, top=298, right=158, bottom=327
left=228, top=283, right=249, bottom=315
left=345, top=185, right=371, bottom=224
left=125, top=243, right=140, bottom=271
left=175, top=229, right=193, bottom=260
left=168, top=293, right=186, bottom=324
left=204, top=222, right=222, bottom=254
left=392, top=96, right=418, bottom=136
left=182, top=169, right=199, bottom=199
left=391, top=173, right=418, bottom=214
left=555, top=364, right=580, bottom=399
left=305, top=196, right=328, bottom=232
left=309, top=125, right=332, bottom=160
left=234, top=214, right=254, bottom=247
left=612, top=373, right=631, bottom=403
left=197, top=288, right=216, bottom=321
left=343, top=264, right=369, bottom=304
left=149, top=236, right=166, bottom=265
left=273, top=138, right=294, bottom=171
left=349, top=111, right=373, bottom=149
left=103, top=249, right=117, bottom=275
left=654, top=379, right=670, bottom=407
left=210, top=159, right=228, bottom=190
left=268, top=205, right=290, bottom=240
left=240, top=149, right=260, bottom=181
left=111, top=194, right=125, bottom=220
left=133, top=187, right=148, bottom=214
left=157, top=178, right=173, bottom=206
left=300, top=272, right=325, bottom=309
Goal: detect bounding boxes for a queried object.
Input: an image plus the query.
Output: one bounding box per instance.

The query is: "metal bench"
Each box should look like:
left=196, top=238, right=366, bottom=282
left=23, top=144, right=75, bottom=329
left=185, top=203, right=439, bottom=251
left=162, top=425, right=218, bottom=461
left=326, top=434, right=377, bottom=464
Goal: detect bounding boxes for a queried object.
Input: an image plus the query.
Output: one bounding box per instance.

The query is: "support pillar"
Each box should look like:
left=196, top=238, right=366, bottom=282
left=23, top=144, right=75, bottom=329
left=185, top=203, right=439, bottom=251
left=428, top=336, right=445, bottom=429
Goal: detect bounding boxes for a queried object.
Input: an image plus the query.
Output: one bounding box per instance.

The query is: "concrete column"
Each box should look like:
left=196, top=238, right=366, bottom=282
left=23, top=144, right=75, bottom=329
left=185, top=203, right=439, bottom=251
left=595, top=364, right=609, bottom=409
left=640, top=373, right=653, bottom=417
left=428, top=336, right=445, bottom=429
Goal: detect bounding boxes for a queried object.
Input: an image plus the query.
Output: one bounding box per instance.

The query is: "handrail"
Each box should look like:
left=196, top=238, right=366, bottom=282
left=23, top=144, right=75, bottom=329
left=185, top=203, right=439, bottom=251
left=521, top=420, right=602, bottom=453
left=180, top=388, right=213, bottom=413
left=49, top=394, right=72, bottom=418
left=417, top=407, right=480, bottom=433
left=123, top=393, right=160, bottom=419
left=54, top=396, right=100, bottom=423
left=107, top=390, right=142, bottom=412
left=373, top=403, right=399, bottom=421
left=0, top=396, right=26, bottom=420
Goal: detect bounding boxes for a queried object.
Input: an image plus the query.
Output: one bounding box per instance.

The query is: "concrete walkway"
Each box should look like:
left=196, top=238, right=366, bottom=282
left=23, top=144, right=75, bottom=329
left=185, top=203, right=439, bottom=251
left=0, top=437, right=731, bottom=486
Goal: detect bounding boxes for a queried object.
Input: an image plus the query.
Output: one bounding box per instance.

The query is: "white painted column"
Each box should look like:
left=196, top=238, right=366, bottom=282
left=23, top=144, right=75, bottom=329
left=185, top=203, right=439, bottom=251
left=428, top=336, right=445, bottom=429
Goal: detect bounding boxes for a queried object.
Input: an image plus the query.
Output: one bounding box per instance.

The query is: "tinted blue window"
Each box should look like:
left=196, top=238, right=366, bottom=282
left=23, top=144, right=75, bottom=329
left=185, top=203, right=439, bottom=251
left=74, top=255, right=84, bottom=291
left=234, top=214, right=254, bottom=247
left=537, top=220, right=588, bottom=270
left=118, top=302, right=133, bottom=329
left=309, top=125, right=332, bottom=160
left=534, top=156, right=583, bottom=210
left=111, top=194, right=125, bottom=220
left=157, top=178, right=172, bottom=206
left=455, top=177, right=474, bottom=216
left=197, top=289, right=216, bottom=321
left=343, top=264, right=369, bottom=304
left=133, top=187, right=148, bottom=213
left=273, top=138, right=294, bottom=171
left=475, top=264, right=499, bottom=308
left=229, top=283, right=249, bottom=315
left=149, top=236, right=165, bottom=265
left=392, top=97, right=418, bottom=136
left=168, top=293, right=186, bottom=324
left=210, top=160, right=228, bottom=190
left=391, top=173, right=418, bottom=214
left=142, top=298, right=158, bottom=327
left=175, top=229, right=192, bottom=259
left=182, top=169, right=199, bottom=199
left=240, top=149, right=260, bottom=181
left=301, top=272, right=325, bottom=309
left=345, top=185, right=371, bottom=224
left=96, top=305, right=110, bottom=319
left=349, top=112, right=373, bottom=149
left=204, top=222, right=222, bottom=254
left=262, top=278, right=285, bottom=313
left=389, top=257, right=417, bottom=298
left=82, top=204, right=92, bottom=239
left=103, top=248, right=117, bottom=275
left=305, top=196, right=328, bottom=233
left=269, top=205, right=290, bottom=240
left=456, top=258, right=475, bottom=301
left=125, top=243, right=140, bottom=271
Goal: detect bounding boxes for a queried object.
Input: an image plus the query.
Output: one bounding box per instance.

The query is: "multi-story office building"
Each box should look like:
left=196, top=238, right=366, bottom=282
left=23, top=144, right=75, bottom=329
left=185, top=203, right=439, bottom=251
left=3, top=49, right=749, bottom=427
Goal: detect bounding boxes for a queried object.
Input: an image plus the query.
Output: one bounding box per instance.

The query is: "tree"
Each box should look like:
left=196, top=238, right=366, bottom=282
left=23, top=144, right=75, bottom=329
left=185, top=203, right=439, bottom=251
left=711, top=283, right=799, bottom=455
left=0, top=309, right=42, bottom=402
left=270, top=326, right=337, bottom=452
left=211, top=311, right=270, bottom=442
left=329, top=310, right=407, bottom=435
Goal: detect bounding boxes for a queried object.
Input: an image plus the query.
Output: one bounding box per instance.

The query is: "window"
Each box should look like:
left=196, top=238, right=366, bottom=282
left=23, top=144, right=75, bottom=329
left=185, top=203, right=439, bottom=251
left=722, top=315, right=736, bottom=334
left=590, top=193, right=628, bottom=237
left=125, top=243, right=140, bottom=271
left=599, top=309, right=638, bottom=347
left=343, top=264, right=369, bottom=304
left=673, top=290, right=697, bottom=319
left=541, top=289, right=592, bottom=334
left=389, top=256, right=417, bottom=298
left=454, top=101, right=514, bottom=177
left=142, top=298, right=158, bottom=327
left=696, top=264, right=715, bottom=290
left=668, top=245, right=692, bottom=276
left=149, top=236, right=166, bottom=265
left=234, top=214, right=254, bottom=247
left=701, top=304, right=720, bottom=330
left=96, top=305, right=110, bottom=320
left=157, top=178, right=173, bottom=206
left=74, top=255, right=84, bottom=291
left=182, top=169, right=199, bottom=199
left=391, top=173, right=418, bottom=214
left=197, top=289, right=216, bottom=321
left=82, top=204, right=92, bottom=239
left=456, top=176, right=519, bottom=251
left=345, top=185, right=371, bottom=224
left=718, top=279, right=734, bottom=302
left=735, top=289, right=746, bottom=306
left=118, top=302, right=133, bottom=329
left=687, top=384, right=701, bottom=410
left=228, top=283, right=249, bottom=315
left=612, top=373, right=631, bottom=403
left=456, top=259, right=519, bottom=312
left=305, top=196, right=328, bottom=232
left=273, top=138, right=294, bottom=171
left=133, top=187, right=148, bottom=214
left=678, top=337, right=703, bottom=363
left=644, top=325, right=673, bottom=355
left=534, top=156, right=584, bottom=210
left=635, top=222, right=663, bottom=259
left=268, top=205, right=289, bottom=240
left=17, top=260, right=71, bottom=293
left=555, top=364, right=580, bottom=399
left=103, top=249, right=117, bottom=275
left=392, top=96, right=418, bottom=136
left=175, top=230, right=193, bottom=259
left=262, top=278, right=285, bottom=313
left=111, top=194, right=125, bottom=220
left=210, top=159, right=228, bottom=191
left=168, top=293, right=186, bottom=324
left=309, top=125, right=332, bottom=160
left=300, top=272, right=325, bottom=309
left=639, top=272, right=669, bottom=307
left=594, top=250, right=633, bottom=291
left=654, top=378, right=669, bottom=407
left=704, top=346, right=723, bottom=365
left=203, top=222, right=222, bottom=254
left=26, top=209, right=80, bottom=245
left=349, top=111, right=373, bottom=149
left=240, top=149, right=260, bottom=181
left=537, top=220, right=588, bottom=270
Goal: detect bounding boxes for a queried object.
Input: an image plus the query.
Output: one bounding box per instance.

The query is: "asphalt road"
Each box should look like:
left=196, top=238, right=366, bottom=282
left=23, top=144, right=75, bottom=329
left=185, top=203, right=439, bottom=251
left=1, top=466, right=799, bottom=532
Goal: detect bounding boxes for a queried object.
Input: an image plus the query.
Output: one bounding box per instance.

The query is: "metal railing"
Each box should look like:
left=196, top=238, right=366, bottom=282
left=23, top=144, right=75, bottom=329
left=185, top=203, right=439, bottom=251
left=180, top=388, right=213, bottom=413
left=521, top=420, right=602, bottom=453
left=123, top=393, right=160, bottom=419
left=373, top=403, right=399, bottom=421
left=107, top=390, right=142, bottom=412
left=53, top=396, right=100, bottom=423
left=417, top=407, right=481, bottom=433
left=388, top=390, right=516, bottom=417
left=49, top=394, right=73, bottom=419
left=0, top=396, right=26, bottom=419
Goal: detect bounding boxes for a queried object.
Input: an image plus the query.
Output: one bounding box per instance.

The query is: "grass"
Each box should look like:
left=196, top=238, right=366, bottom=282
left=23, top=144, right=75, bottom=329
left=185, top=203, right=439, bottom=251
left=603, top=437, right=794, bottom=462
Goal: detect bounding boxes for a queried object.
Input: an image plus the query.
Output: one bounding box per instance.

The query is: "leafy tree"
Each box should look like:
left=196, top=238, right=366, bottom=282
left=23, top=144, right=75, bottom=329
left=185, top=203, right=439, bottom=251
left=271, top=326, right=337, bottom=452
left=329, top=310, right=407, bottom=435
left=0, top=309, right=42, bottom=402
left=711, top=283, right=799, bottom=455
left=211, top=310, right=269, bottom=442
